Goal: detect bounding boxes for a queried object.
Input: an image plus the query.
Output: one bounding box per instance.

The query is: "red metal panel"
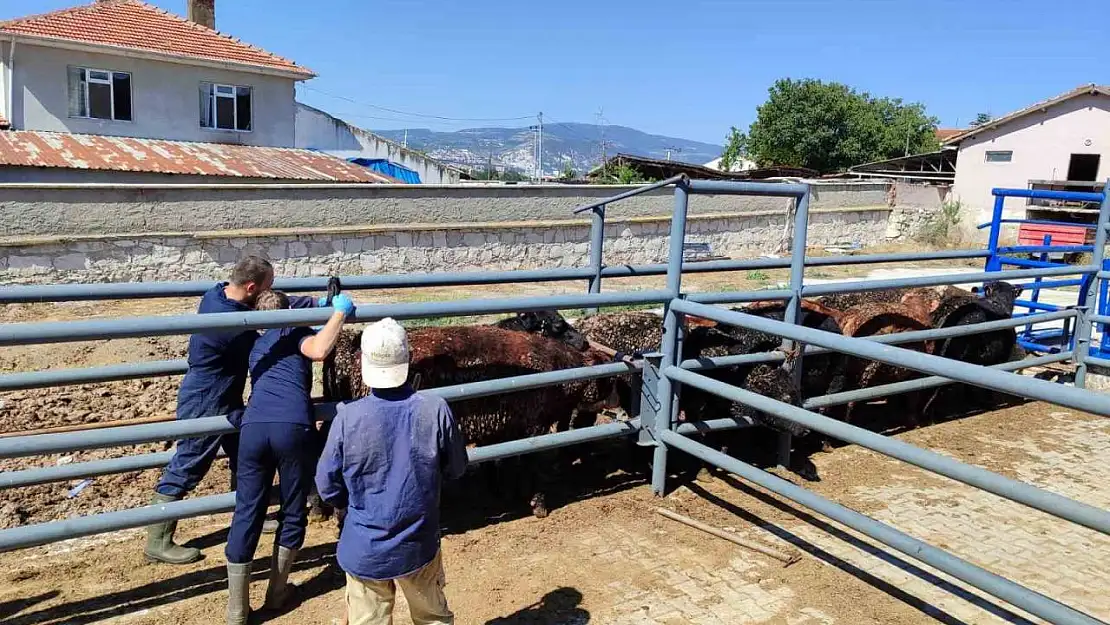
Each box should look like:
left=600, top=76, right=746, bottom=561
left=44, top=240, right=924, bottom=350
left=1018, top=223, right=1092, bottom=247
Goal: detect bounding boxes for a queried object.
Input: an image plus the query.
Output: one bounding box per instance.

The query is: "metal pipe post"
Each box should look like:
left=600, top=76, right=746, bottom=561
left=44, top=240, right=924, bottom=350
left=1074, top=180, right=1110, bottom=388
left=801, top=265, right=1097, bottom=298
left=658, top=430, right=1105, bottom=625
left=0, top=290, right=672, bottom=347
left=571, top=175, right=686, bottom=214
left=985, top=194, right=1006, bottom=272
left=586, top=205, right=606, bottom=314
left=651, top=183, right=689, bottom=496
left=778, top=185, right=811, bottom=467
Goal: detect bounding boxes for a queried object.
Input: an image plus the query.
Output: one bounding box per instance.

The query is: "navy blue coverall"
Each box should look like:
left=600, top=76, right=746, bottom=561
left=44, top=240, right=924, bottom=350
left=155, top=284, right=316, bottom=499
left=225, top=326, right=321, bottom=563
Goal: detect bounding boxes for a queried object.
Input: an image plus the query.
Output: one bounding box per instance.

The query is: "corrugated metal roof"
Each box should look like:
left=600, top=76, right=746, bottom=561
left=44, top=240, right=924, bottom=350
left=0, top=0, right=314, bottom=78
left=0, top=131, right=395, bottom=182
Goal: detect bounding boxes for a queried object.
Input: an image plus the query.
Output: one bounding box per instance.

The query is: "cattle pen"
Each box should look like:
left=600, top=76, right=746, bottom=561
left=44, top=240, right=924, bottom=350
left=0, top=177, right=1108, bottom=624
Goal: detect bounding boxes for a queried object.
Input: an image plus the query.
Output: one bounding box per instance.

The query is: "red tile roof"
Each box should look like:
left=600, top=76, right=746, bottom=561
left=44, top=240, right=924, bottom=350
left=0, top=0, right=314, bottom=78
left=934, top=128, right=963, bottom=142
left=0, top=131, right=396, bottom=183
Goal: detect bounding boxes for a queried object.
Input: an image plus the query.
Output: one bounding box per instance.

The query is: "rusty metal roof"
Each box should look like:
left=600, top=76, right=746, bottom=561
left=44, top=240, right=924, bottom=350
left=0, top=131, right=395, bottom=183
left=0, top=0, right=314, bottom=78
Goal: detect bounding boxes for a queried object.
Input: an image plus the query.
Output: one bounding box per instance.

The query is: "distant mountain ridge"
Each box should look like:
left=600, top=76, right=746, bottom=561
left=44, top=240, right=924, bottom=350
left=372, top=123, right=723, bottom=176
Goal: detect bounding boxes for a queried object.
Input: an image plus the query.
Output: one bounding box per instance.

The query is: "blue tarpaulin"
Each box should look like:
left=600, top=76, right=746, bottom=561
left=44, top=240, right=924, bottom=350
left=347, top=158, right=421, bottom=184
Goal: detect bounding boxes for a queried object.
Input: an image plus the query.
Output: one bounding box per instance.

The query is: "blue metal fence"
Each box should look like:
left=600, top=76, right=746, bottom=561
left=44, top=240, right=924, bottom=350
left=0, top=177, right=1108, bottom=624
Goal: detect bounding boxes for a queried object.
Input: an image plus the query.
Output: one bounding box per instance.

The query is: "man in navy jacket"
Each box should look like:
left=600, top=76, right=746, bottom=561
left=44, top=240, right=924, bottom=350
left=145, top=256, right=320, bottom=564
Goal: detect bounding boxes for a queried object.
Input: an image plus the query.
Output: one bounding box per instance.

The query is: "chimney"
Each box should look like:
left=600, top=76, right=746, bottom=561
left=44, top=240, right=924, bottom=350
left=187, top=0, right=215, bottom=30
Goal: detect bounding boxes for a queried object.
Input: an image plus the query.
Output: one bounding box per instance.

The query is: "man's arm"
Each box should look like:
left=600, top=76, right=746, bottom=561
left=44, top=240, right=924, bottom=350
left=315, top=407, right=349, bottom=510
left=438, top=401, right=469, bottom=481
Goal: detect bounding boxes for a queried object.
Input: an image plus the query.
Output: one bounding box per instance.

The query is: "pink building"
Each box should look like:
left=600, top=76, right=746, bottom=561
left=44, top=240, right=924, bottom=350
left=944, top=84, right=1110, bottom=236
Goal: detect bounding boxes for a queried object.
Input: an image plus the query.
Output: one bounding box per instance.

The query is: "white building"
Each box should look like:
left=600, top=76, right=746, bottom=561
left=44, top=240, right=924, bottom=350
left=0, top=0, right=388, bottom=183
left=945, top=84, right=1110, bottom=230
left=295, top=103, right=461, bottom=184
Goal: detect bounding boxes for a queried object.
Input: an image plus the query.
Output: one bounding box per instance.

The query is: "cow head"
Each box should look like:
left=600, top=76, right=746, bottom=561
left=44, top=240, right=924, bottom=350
left=496, top=310, right=589, bottom=350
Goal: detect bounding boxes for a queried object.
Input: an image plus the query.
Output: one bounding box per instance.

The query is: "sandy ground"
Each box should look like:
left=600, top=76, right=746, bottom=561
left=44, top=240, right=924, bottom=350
left=0, top=401, right=1106, bottom=625
left=7, top=247, right=1106, bottom=624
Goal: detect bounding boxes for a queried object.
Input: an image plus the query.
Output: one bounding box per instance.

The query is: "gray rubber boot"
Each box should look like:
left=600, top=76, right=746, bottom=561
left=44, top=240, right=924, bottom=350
left=226, top=561, right=252, bottom=625
left=143, top=493, right=202, bottom=564
left=263, top=544, right=298, bottom=610
left=261, top=519, right=279, bottom=534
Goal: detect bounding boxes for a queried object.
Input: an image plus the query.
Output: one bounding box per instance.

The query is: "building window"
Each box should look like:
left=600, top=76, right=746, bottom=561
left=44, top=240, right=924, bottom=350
left=67, top=67, right=132, bottom=121
left=200, top=83, right=252, bottom=131
left=984, top=150, right=1013, bottom=163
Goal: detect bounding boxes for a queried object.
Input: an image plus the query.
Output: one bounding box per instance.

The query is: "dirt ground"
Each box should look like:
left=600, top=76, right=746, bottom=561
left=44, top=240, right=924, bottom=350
left=0, top=401, right=1106, bottom=625
left=10, top=247, right=1104, bottom=624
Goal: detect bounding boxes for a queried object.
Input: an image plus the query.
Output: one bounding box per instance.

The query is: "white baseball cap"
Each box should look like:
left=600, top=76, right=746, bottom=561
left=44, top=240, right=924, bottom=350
left=361, top=318, right=410, bottom=389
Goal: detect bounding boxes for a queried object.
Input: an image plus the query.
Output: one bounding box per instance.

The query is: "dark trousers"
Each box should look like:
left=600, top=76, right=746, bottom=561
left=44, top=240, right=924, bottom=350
left=225, top=422, right=317, bottom=564
left=155, top=413, right=241, bottom=499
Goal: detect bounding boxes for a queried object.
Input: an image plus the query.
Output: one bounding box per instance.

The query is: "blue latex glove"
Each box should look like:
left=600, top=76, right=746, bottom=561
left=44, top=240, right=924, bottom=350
left=317, top=296, right=329, bottom=307
left=332, top=293, right=356, bottom=317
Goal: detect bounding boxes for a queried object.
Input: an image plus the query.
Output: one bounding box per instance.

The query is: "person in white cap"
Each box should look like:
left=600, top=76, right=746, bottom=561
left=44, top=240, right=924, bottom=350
left=316, top=318, right=468, bottom=625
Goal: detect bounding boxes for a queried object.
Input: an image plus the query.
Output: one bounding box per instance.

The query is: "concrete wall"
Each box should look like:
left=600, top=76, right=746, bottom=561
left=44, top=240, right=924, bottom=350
left=0, top=181, right=939, bottom=283
left=294, top=103, right=461, bottom=184
left=0, top=181, right=895, bottom=237
left=0, top=208, right=917, bottom=284
left=7, top=42, right=298, bottom=147
left=951, top=93, right=1110, bottom=230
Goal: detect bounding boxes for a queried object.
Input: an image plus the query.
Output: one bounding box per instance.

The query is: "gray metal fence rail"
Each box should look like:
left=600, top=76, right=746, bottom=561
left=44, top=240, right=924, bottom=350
left=1, top=177, right=1108, bottom=624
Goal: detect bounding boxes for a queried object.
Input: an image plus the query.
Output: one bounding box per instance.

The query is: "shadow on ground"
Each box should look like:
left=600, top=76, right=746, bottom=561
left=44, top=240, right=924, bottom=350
left=485, top=587, right=590, bottom=624
left=4, top=543, right=343, bottom=625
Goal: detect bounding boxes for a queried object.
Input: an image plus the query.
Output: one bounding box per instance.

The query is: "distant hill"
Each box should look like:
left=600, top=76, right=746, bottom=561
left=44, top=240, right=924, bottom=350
left=372, top=123, right=723, bottom=176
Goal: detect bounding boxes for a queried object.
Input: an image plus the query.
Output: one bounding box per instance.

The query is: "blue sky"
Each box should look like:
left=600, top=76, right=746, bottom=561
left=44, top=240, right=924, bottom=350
left=4, top=0, right=1107, bottom=144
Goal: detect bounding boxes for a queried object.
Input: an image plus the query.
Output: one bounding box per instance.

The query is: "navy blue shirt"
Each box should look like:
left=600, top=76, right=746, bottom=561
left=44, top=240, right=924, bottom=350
left=315, top=387, right=468, bottom=581
left=243, top=326, right=317, bottom=426
left=176, top=283, right=316, bottom=423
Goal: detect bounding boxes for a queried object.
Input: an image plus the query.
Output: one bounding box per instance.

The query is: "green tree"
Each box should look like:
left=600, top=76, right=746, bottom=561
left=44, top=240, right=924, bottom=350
left=719, top=126, right=749, bottom=172
left=743, top=78, right=939, bottom=173
left=560, top=160, right=577, bottom=181
left=970, top=112, right=992, bottom=127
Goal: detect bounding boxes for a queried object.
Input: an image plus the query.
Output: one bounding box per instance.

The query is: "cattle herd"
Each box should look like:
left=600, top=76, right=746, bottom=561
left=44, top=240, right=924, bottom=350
left=321, top=281, right=1025, bottom=518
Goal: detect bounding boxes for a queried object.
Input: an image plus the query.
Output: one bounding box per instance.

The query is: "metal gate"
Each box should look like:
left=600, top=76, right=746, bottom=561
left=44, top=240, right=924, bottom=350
left=0, top=177, right=1108, bottom=624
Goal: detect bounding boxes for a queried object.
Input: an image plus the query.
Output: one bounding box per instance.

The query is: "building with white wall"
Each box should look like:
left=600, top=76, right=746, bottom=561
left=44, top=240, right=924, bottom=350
left=945, top=84, right=1110, bottom=229
left=0, top=0, right=315, bottom=147
left=294, top=103, right=460, bottom=184
left=0, top=0, right=390, bottom=183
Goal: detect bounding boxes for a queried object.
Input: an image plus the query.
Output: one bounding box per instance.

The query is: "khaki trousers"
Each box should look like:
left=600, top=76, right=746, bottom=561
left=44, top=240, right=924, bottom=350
left=345, top=550, right=453, bottom=625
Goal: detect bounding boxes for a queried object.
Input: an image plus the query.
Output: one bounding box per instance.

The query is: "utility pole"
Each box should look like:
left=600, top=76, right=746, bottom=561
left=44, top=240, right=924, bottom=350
left=596, top=108, right=609, bottom=167
left=403, top=129, right=408, bottom=149
left=537, top=111, right=544, bottom=181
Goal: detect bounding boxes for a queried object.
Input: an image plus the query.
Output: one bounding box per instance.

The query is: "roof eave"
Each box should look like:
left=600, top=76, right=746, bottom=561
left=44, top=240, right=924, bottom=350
left=943, top=85, right=1110, bottom=146
left=4, top=32, right=316, bottom=80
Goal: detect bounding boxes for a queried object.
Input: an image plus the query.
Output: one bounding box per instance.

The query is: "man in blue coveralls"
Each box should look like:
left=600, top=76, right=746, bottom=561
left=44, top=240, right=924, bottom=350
left=316, top=318, right=469, bottom=625
left=145, top=256, right=322, bottom=565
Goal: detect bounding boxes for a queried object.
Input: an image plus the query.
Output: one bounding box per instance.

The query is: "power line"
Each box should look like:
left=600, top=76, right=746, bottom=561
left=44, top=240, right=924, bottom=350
left=301, top=85, right=534, bottom=123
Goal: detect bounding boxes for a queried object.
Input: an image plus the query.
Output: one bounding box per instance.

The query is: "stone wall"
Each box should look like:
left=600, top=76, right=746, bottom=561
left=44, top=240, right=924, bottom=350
left=0, top=208, right=916, bottom=284
left=0, top=181, right=894, bottom=237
